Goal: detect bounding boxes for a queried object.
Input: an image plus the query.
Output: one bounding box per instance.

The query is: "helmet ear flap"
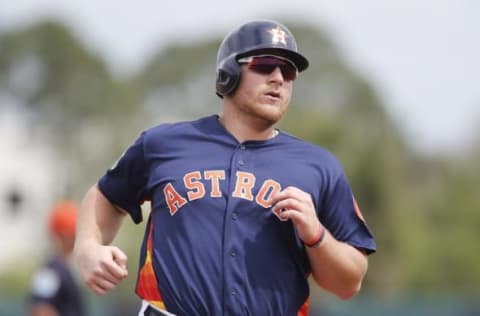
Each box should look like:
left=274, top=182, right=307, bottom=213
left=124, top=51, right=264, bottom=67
left=215, top=57, right=241, bottom=98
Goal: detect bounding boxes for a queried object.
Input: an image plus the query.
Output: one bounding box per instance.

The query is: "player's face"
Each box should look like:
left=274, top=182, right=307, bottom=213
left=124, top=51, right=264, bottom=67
left=231, top=56, right=295, bottom=125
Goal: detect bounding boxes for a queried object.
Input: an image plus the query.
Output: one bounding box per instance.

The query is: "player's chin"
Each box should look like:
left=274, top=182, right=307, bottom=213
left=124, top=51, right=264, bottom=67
left=265, top=103, right=288, bottom=119
left=257, top=109, right=286, bottom=125
left=249, top=100, right=288, bottom=123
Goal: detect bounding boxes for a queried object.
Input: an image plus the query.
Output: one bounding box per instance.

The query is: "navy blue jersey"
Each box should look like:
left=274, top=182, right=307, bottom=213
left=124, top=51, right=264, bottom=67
left=29, top=256, right=86, bottom=316
left=98, top=115, right=376, bottom=315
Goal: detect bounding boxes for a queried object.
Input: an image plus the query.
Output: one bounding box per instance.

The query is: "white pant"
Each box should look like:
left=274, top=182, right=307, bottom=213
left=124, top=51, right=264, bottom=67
left=138, top=300, right=176, bottom=316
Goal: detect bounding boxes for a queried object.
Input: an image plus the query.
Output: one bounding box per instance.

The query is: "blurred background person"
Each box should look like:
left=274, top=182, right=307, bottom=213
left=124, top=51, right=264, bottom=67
left=27, top=200, right=87, bottom=316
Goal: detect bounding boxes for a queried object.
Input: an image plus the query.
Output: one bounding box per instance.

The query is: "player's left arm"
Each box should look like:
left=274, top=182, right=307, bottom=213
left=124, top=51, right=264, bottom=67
left=304, top=228, right=368, bottom=300
left=270, top=186, right=368, bottom=300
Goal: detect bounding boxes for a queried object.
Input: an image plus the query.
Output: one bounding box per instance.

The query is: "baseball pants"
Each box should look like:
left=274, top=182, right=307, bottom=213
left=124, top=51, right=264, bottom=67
left=138, top=300, right=176, bottom=316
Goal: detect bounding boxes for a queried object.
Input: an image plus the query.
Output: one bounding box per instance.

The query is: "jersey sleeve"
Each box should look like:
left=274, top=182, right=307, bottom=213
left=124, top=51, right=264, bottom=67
left=319, top=171, right=376, bottom=254
left=98, top=131, right=149, bottom=223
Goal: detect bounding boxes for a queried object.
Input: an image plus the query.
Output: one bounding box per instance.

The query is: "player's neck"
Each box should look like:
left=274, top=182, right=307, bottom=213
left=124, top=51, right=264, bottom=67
left=218, top=113, right=277, bottom=143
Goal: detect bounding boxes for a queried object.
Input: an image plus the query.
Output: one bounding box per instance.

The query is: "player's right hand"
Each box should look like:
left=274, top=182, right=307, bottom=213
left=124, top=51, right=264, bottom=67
left=75, top=240, right=128, bottom=295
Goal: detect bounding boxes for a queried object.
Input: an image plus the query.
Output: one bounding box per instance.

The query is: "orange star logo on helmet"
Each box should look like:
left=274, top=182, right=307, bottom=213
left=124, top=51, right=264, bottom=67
left=268, top=26, right=288, bottom=46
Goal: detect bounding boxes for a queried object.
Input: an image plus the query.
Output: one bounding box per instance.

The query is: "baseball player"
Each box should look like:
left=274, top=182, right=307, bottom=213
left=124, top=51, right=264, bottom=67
left=74, top=19, right=376, bottom=316
left=29, top=200, right=86, bottom=316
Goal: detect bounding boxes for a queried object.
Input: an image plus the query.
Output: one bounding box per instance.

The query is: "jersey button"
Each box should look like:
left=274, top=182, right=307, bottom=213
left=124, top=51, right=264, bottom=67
left=240, top=145, right=246, bottom=150
left=232, top=212, right=238, bottom=220
left=238, top=160, right=245, bottom=166
left=230, top=251, right=236, bottom=257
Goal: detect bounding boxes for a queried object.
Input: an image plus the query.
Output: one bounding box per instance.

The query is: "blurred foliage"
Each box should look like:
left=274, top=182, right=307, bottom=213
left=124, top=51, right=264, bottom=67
left=0, top=21, right=143, bottom=195
left=1, top=18, right=479, bottom=308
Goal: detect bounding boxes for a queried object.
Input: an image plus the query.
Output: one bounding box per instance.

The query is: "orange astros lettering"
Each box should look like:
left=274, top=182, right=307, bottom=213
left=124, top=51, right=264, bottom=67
left=163, top=170, right=282, bottom=215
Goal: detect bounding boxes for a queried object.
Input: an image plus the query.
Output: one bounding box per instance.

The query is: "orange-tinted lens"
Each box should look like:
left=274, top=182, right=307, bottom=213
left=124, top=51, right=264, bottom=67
left=247, top=56, right=297, bottom=81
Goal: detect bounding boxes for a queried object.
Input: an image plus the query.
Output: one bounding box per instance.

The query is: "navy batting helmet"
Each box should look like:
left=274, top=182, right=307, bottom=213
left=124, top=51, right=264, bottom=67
left=215, top=19, right=309, bottom=97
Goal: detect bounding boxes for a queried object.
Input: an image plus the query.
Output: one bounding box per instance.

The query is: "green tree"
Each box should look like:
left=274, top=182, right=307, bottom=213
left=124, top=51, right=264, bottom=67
left=0, top=20, right=141, bottom=197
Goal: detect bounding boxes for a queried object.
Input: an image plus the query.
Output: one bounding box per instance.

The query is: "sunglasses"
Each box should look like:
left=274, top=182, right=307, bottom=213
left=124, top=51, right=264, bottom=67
left=238, top=55, right=298, bottom=81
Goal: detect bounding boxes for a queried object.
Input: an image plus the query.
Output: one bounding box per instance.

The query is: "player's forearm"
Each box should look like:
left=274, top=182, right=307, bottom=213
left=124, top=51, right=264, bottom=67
left=75, top=185, right=126, bottom=247
left=73, top=185, right=129, bottom=295
left=307, top=230, right=368, bottom=300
